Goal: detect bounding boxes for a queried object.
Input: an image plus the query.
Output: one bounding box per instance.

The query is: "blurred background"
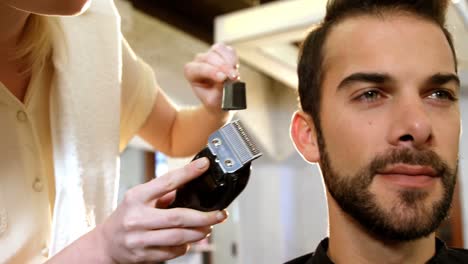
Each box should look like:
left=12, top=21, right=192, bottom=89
left=114, top=0, right=468, bottom=263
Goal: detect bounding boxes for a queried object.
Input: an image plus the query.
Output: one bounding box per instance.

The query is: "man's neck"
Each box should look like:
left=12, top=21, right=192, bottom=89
left=326, top=194, right=436, bottom=264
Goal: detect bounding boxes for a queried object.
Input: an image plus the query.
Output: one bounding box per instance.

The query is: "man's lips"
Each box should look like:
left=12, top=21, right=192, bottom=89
left=377, top=164, right=439, bottom=177
left=376, top=164, right=440, bottom=188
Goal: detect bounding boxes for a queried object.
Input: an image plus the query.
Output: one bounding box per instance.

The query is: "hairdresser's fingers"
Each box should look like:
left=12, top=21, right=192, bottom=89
left=195, top=51, right=224, bottom=67
left=211, top=43, right=239, bottom=80
left=132, top=245, right=191, bottom=262
left=126, top=226, right=212, bottom=248
left=128, top=158, right=209, bottom=203
left=185, top=61, right=227, bottom=84
left=125, top=207, right=227, bottom=230
left=210, top=43, right=238, bottom=70
left=195, top=50, right=238, bottom=80
left=155, top=191, right=177, bottom=208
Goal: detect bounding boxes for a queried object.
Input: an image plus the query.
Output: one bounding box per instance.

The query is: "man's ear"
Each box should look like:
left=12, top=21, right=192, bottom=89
left=290, top=110, right=320, bottom=163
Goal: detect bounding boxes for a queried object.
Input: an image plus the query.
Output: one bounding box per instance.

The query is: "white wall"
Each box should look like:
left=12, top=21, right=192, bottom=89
left=118, top=147, right=146, bottom=203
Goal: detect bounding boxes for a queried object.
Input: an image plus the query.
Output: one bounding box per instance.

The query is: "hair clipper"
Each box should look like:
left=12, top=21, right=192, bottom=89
left=169, top=120, right=262, bottom=211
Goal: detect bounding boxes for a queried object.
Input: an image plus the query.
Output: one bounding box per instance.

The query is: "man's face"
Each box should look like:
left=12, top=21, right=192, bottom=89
left=319, top=14, right=460, bottom=241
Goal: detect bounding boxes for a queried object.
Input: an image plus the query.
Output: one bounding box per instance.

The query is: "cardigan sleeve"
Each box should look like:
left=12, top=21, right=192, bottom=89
left=119, top=37, right=159, bottom=152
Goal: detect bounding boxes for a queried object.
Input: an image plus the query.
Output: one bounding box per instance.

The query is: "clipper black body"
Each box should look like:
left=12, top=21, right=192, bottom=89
left=169, top=120, right=262, bottom=211
left=168, top=148, right=252, bottom=211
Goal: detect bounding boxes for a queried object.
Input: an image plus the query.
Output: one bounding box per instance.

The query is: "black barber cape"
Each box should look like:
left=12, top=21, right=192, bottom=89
left=285, top=238, right=468, bottom=264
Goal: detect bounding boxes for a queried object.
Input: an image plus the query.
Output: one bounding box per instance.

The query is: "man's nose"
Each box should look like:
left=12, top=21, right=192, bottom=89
left=386, top=98, right=433, bottom=149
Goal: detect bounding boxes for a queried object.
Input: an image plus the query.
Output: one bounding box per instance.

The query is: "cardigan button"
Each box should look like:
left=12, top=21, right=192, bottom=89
left=33, top=178, right=44, bottom=192
left=16, top=110, right=27, bottom=122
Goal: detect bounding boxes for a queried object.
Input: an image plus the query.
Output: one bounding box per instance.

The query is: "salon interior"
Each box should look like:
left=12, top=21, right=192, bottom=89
left=115, top=0, right=468, bottom=263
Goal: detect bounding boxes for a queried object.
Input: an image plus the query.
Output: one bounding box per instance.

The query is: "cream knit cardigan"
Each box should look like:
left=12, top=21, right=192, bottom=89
left=49, top=0, right=122, bottom=255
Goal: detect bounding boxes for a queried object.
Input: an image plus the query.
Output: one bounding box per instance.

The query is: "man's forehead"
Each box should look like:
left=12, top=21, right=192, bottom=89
left=328, top=15, right=422, bottom=50
left=321, top=13, right=455, bottom=78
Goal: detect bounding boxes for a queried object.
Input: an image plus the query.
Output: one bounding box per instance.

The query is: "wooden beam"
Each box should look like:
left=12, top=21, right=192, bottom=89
left=129, top=0, right=214, bottom=43
left=128, top=0, right=269, bottom=43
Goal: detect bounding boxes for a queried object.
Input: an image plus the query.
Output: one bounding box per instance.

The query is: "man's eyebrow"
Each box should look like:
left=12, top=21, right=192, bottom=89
left=427, top=73, right=460, bottom=87
left=337, top=72, right=392, bottom=90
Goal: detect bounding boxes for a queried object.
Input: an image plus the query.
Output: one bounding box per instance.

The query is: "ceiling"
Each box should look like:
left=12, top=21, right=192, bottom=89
left=128, top=0, right=279, bottom=43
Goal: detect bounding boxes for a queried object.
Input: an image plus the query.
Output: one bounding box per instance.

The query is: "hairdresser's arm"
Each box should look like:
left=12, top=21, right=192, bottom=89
left=138, top=43, right=239, bottom=157
left=46, top=158, right=228, bottom=263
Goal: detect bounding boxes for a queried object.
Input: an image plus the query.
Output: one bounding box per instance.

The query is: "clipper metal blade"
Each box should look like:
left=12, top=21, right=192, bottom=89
left=169, top=120, right=262, bottom=211
left=208, top=120, right=261, bottom=173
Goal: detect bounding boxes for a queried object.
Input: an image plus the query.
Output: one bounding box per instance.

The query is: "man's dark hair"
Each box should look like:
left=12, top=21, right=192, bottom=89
left=297, top=0, right=457, bottom=140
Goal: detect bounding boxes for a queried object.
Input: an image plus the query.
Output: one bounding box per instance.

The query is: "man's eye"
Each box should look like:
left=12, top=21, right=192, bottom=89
left=357, top=90, right=381, bottom=102
left=427, top=90, right=457, bottom=101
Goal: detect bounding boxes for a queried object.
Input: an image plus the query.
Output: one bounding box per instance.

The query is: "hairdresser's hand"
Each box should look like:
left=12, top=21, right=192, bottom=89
left=184, top=43, right=240, bottom=113
left=96, top=158, right=228, bottom=263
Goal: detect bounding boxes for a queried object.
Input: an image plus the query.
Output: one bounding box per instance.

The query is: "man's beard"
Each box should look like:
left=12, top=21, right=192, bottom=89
left=319, top=140, right=457, bottom=242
